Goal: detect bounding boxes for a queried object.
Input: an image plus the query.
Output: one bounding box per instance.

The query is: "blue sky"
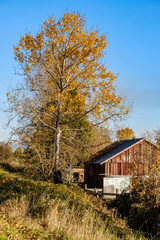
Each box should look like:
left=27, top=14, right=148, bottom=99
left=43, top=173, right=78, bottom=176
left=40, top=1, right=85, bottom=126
left=0, top=0, right=160, bottom=141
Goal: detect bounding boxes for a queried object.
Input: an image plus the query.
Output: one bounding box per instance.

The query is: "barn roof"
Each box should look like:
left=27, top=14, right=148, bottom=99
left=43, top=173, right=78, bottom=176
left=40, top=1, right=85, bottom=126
left=91, top=138, right=144, bottom=165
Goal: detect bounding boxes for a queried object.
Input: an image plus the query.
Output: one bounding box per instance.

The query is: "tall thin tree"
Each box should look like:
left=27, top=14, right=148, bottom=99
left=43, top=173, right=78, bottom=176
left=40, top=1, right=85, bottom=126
left=7, top=13, right=129, bottom=177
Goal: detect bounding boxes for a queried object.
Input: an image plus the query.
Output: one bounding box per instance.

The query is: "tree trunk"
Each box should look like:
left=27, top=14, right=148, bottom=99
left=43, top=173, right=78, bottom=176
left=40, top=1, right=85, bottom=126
left=54, top=122, right=61, bottom=171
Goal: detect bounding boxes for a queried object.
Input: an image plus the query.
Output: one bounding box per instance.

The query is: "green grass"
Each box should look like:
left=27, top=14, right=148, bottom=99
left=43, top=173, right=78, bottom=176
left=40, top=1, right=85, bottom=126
left=0, top=213, right=51, bottom=240
left=0, top=163, right=148, bottom=240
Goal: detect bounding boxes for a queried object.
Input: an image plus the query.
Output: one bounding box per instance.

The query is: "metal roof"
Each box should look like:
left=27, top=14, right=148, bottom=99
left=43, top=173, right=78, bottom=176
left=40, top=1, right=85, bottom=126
left=92, top=138, right=144, bottom=165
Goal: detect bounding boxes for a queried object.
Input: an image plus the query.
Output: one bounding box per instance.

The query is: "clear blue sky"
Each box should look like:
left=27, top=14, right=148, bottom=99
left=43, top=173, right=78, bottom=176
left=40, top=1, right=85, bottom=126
left=0, top=0, right=160, bottom=141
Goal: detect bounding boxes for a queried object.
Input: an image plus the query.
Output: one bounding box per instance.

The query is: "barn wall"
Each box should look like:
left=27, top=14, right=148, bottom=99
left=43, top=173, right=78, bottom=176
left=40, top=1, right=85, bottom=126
left=104, top=155, right=130, bottom=176
left=84, top=163, right=104, bottom=188
left=85, top=139, right=157, bottom=188
left=103, top=140, right=155, bottom=176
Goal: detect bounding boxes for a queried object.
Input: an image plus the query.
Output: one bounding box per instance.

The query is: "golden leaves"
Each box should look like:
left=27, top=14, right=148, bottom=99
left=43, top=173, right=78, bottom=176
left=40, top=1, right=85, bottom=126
left=20, top=34, right=34, bottom=50
left=11, top=12, right=129, bottom=128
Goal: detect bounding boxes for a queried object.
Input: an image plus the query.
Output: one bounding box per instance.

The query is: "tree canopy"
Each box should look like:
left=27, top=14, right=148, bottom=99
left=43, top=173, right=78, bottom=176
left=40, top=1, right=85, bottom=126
left=7, top=12, right=129, bottom=178
left=116, top=127, right=135, bottom=141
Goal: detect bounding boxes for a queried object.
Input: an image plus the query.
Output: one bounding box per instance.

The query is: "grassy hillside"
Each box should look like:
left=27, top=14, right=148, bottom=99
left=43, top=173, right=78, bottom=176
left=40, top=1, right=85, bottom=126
left=0, top=162, right=147, bottom=240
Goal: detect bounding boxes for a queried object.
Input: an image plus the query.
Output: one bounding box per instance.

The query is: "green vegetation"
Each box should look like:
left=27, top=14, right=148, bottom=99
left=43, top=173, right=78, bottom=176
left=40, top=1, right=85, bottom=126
left=0, top=144, right=12, bottom=161
left=106, top=191, right=160, bottom=239
left=0, top=162, right=147, bottom=240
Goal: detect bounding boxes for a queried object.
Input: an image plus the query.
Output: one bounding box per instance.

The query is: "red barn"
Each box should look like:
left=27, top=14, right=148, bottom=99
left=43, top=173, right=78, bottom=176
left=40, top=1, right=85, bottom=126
left=85, top=138, right=157, bottom=188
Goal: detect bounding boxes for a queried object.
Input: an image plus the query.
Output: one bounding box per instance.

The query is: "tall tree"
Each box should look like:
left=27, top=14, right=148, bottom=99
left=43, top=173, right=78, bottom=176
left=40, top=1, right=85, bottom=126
left=7, top=13, right=129, bottom=177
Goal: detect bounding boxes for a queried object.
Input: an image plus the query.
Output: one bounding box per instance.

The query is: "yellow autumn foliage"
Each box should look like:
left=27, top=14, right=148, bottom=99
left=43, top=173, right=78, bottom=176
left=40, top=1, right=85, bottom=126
left=12, top=13, right=128, bottom=123
left=8, top=12, right=130, bottom=171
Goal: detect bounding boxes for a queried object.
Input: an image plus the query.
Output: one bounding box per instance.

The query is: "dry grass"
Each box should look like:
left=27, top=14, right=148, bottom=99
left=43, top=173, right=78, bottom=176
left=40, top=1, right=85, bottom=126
left=1, top=196, right=29, bottom=218
left=0, top=197, right=41, bottom=230
left=1, top=197, right=116, bottom=240
left=44, top=200, right=115, bottom=240
left=0, top=197, right=146, bottom=240
left=1, top=197, right=147, bottom=240
left=0, top=162, right=148, bottom=239
left=44, top=199, right=147, bottom=240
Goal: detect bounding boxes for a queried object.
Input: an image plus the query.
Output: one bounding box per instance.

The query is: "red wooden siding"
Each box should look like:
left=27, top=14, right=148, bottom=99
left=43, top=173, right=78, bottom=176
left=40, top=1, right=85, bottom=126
left=84, top=139, right=157, bottom=188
